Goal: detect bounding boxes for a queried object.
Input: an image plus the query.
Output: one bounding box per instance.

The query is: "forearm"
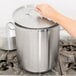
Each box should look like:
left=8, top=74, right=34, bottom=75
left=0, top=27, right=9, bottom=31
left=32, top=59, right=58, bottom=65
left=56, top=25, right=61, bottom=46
left=36, top=4, right=76, bottom=38
left=49, top=12, right=76, bottom=38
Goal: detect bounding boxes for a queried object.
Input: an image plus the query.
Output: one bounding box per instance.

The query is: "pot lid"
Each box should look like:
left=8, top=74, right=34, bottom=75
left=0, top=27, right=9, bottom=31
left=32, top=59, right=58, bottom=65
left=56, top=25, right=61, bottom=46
left=13, top=5, right=57, bottom=29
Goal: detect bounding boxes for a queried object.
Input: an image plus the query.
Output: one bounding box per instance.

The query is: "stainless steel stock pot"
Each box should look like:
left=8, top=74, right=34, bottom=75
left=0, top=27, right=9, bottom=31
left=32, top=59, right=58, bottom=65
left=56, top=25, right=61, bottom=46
left=13, top=5, right=59, bottom=73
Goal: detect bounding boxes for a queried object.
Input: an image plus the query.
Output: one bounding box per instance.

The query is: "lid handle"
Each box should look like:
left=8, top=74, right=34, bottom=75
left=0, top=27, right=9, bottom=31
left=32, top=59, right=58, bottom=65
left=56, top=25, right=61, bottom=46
left=25, top=5, right=34, bottom=15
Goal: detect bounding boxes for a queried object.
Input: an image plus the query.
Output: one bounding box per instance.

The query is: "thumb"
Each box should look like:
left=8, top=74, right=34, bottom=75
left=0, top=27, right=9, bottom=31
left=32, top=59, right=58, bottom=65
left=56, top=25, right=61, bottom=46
left=35, top=6, right=41, bottom=12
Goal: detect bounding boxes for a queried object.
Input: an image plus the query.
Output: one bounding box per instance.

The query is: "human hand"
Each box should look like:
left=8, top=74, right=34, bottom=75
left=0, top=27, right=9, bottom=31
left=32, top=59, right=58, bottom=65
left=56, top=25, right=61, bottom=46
left=35, top=4, right=58, bottom=19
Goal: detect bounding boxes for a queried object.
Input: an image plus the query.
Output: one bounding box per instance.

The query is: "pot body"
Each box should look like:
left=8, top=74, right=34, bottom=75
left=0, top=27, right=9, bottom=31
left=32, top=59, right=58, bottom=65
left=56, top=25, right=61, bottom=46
left=15, top=23, right=59, bottom=73
left=0, top=22, right=16, bottom=51
left=0, top=36, right=16, bottom=50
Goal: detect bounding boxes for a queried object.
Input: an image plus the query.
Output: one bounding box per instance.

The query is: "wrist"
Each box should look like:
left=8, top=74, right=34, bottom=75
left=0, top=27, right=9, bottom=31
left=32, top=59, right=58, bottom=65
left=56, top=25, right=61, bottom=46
left=48, top=10, right=61, bottom=22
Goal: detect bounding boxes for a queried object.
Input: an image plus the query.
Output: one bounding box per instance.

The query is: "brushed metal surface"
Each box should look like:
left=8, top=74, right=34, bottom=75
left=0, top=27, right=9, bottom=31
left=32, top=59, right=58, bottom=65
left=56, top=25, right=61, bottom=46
left=13, top=6, right=56, bottom=29
left=13, top=5, right=59, bottom=73
left=0, top=22, right=16, bottom=50
left=15, top=25, right=59, bottom=72
left=0, top=37, right=16, bottom=50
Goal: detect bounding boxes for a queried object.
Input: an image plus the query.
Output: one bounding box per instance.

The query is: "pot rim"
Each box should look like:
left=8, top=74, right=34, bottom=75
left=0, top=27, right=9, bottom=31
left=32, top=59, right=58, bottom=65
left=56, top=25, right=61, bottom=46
left=15, top=22, right=59, bottom=30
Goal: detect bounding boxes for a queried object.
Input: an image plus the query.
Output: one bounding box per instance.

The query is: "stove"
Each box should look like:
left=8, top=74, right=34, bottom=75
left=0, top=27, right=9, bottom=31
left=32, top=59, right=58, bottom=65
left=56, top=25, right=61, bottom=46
left=59, top=37, right=76, bottom=75
left=0, top=37, right=76, bottom=75
left=0, top=50, right=61, bottom=75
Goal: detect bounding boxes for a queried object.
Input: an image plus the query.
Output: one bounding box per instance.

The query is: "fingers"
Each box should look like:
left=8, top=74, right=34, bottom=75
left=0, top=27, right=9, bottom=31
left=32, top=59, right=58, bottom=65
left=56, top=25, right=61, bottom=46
left=35, top=5, right=42, bottom=15
left=35, top=4, right=42, bottom=11
left=35, top=8, right=41, bottom=15
left=35, top=7, right=40, bottom=12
